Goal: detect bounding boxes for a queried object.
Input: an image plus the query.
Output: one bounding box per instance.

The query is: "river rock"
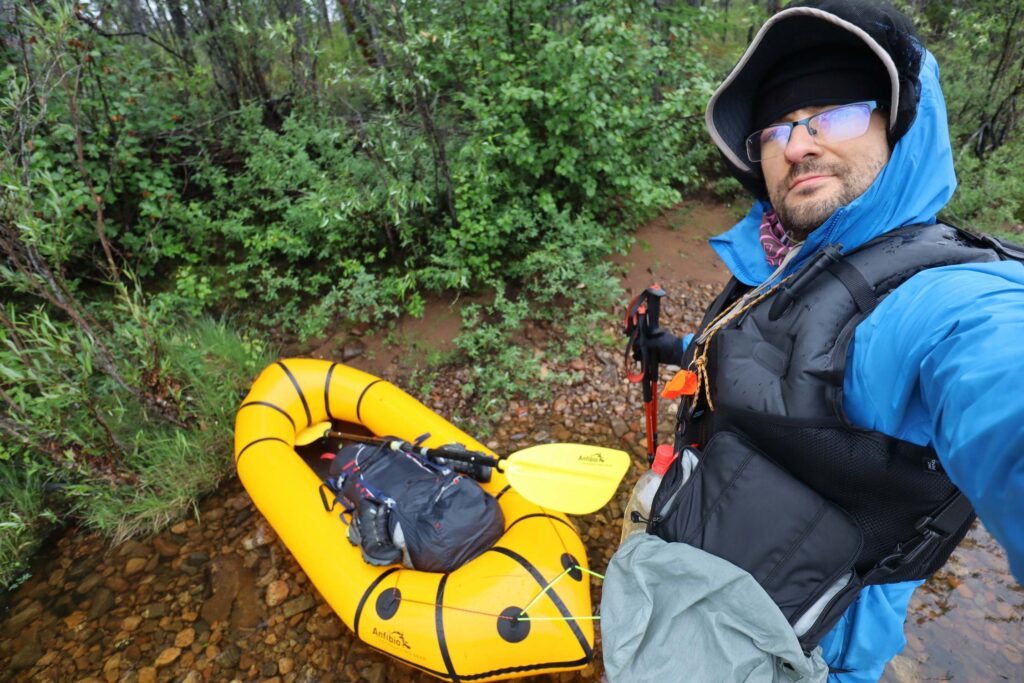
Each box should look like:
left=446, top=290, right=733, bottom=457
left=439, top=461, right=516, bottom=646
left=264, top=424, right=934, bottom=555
left=9, top=636, right=42, bottom=670
left=152, top=535, right=181, bottom=558
left=103, top=652, right=121, bottom=676
left=121, top=615, right=143, bottom=631
left=4, top=599, right=42, bottom=633
left=887, top=654, right=921, bottom=683
left=154, top=647, right=181, bottom=668
left=266, top=580, right=289, bottom=607
left=281, top=594, right=315, bottom=618
left=104, top=575, right=129, bottom=593
left=199, top=554, right=263, bottom=632
left=74, top=571, right=104, bottom=596
left=68, top=553, right=102, bottom=579
left=227, top=493, right=250, bottom=511
left=117, top=540, right=151, bottom=559
left=241, top=521, right=276, bottom=550
left=312, top=617, right=343, bottom=640
left=64, top=610, right=87, bottom=630
left=125, top=557, right=147, bottom=575
left=343, top=341, right=366, bottom=361
left=364, top=662, right=387, bottom=683
left=174, top=627, right=196, bottom=648
left=141, top=602, right=166, bottom=619
left=88, top=587, right=116, bottom=619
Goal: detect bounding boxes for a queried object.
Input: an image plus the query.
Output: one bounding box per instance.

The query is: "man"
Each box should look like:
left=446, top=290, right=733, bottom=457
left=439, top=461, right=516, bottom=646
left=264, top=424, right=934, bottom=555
left=605, top=1, right=1024, bottom=681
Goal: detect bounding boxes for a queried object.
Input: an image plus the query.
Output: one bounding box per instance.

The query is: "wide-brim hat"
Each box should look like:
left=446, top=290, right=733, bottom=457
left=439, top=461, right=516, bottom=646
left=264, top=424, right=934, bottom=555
left=705, top=0, right=923, bottom=199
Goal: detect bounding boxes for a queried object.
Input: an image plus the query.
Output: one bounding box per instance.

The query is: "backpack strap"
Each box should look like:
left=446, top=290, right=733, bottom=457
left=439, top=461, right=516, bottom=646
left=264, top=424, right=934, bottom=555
left=827, top=258, right=879, bottom=315
left=867, top=490, right=974, bottom=583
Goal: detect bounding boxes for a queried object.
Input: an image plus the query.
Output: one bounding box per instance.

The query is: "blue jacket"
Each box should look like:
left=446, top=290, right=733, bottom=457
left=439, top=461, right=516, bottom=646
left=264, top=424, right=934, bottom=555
left=705, top=53, right=1024, bottom=681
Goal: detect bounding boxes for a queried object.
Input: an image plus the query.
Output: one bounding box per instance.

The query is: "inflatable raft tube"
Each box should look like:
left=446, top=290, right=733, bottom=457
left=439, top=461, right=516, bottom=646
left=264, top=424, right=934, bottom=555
left=234, top=359, right=595, bottom=681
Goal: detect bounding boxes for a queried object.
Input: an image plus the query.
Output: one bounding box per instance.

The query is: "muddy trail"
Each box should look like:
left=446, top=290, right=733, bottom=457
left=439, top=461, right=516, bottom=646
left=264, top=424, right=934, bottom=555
left=1, top=204, right=1021, bottom=683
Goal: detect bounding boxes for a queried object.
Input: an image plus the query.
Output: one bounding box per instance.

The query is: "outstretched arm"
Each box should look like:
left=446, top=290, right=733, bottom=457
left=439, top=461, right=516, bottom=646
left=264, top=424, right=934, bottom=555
left=845, top=260, right=1024, bottom=581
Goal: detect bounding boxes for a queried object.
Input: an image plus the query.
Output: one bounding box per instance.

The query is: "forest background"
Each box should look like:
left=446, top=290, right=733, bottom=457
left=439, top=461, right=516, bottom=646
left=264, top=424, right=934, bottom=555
left=3, top=0, right=1023, bottom=590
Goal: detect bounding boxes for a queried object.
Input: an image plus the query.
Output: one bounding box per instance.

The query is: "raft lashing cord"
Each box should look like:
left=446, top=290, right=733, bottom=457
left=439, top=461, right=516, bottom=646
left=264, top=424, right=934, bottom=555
left=389, top=563, right=605, bottom=625
left=513, top=565, right=605, bottom=623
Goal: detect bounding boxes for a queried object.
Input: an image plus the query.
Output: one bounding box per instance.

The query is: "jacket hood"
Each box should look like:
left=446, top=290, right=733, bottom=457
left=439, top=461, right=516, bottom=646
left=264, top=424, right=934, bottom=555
left=709, top=51, right=956, bottom=286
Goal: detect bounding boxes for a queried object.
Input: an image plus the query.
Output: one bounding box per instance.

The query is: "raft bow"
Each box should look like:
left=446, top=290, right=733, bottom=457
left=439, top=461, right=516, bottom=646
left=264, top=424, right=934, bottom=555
left=234, top=359, right=595, bottom=680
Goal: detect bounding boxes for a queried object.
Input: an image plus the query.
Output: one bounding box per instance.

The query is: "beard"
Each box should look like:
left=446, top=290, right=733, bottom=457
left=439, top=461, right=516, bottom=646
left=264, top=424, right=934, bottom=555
left=768, top=157, right=885, bottom=241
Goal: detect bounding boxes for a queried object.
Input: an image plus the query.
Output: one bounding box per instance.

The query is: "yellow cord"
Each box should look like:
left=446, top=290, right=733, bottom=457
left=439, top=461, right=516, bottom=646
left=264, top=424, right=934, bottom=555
left=516, top=565, right=605, bottom=621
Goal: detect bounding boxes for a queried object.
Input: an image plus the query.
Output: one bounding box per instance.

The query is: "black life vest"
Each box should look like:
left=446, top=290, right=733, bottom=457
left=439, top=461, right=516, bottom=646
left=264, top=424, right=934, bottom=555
left=675, top=223, right=1024, bottom=584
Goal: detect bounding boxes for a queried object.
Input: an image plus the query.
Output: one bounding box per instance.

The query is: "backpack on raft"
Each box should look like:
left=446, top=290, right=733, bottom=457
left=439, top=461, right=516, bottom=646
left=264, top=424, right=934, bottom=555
left=322, top=441, right=505, bottom=573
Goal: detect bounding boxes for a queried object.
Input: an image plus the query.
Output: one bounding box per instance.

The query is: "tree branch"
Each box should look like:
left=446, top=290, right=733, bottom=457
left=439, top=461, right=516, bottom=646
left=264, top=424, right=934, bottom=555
left=74, top=9, right=190, bottom=66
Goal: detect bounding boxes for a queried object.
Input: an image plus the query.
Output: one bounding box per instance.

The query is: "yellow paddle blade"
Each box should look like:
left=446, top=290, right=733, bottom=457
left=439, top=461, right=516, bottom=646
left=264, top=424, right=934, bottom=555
left=502, top=444, right=631, bottom=515
left=295, top=421, right=332, bottom=446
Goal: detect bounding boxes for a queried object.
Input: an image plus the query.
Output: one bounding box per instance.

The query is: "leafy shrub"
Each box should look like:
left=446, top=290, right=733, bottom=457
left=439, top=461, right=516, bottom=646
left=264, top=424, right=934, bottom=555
left=0, top=312, right=272, bottom=589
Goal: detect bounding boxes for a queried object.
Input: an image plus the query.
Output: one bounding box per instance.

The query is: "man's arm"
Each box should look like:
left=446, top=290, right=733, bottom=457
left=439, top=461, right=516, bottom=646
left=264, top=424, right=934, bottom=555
left=844, top=260, right=1024, bottom=581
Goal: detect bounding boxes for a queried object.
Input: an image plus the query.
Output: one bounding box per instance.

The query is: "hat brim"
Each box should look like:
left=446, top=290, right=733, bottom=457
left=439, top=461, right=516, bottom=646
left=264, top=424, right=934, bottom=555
left=706, top=7, right=900, bottom=177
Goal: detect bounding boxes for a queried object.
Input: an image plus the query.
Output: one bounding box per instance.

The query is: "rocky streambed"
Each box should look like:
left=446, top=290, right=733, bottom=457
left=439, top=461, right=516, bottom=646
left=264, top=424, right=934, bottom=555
left=1, top=206, right=1021, bottom=682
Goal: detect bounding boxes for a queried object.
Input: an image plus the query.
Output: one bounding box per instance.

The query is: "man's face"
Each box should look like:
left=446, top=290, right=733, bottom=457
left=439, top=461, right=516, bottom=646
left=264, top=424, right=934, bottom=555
left=760, top=104, right=890, bottom=240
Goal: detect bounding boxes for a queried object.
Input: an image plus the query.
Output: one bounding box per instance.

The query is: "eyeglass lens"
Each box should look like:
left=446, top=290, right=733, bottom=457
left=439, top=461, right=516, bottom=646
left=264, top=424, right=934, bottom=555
left=746, top=102, right=874, bottom=162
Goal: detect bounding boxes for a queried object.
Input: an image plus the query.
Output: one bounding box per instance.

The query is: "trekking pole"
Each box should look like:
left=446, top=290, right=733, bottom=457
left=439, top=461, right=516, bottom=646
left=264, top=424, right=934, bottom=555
left=623, top=285, right=666, bottom=463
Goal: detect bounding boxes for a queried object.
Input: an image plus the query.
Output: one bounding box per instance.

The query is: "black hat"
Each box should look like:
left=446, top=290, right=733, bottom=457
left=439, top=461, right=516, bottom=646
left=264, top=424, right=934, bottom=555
left=752, top=44, right=891, bottom=130
left=705, top=0, right=924, bottom=199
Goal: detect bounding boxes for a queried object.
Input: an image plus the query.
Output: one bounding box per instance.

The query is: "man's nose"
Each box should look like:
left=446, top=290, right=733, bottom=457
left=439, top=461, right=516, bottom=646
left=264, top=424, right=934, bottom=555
left=783, top=123, right=822, bottom=163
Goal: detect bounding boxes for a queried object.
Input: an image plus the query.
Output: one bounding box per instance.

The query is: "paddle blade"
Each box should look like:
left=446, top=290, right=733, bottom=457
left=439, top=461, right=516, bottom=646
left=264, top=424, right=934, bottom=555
left=503, top=444, right=630, bottom=515
left=295, top=421, right=332, bottom=446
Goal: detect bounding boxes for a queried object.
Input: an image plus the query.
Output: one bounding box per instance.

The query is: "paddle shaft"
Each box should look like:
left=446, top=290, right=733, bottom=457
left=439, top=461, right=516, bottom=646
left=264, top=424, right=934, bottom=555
left=323, top=430, right=502, bottom=469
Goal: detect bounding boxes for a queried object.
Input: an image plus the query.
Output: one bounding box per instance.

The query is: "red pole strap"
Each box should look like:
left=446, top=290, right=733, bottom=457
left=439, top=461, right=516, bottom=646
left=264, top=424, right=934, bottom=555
left=644, top=384, right=658, bottom=460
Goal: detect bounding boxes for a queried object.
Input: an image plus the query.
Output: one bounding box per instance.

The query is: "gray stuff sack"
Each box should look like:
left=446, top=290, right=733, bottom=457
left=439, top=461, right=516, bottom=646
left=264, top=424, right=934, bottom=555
left=601, top=534, right=828, bottom=683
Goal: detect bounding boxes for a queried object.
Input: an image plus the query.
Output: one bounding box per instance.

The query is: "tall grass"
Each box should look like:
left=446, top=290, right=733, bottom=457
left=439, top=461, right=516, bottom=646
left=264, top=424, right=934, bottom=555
left=0, top=318, right=274, bottom=588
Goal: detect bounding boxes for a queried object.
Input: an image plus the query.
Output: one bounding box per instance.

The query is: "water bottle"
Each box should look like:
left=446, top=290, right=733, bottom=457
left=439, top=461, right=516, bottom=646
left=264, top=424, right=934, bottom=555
left=619, top=444, right=678, bottom=545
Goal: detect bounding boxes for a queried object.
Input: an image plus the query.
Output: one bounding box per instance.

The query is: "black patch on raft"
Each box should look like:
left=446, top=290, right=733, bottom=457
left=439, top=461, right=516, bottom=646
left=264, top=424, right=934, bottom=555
left=354, top=567, right=400, bottom=638
left=376, top=587, right=401, bottom=620
left=497, top=606, right=531, bottom=643
left=561, top=554, right=583, bottom=581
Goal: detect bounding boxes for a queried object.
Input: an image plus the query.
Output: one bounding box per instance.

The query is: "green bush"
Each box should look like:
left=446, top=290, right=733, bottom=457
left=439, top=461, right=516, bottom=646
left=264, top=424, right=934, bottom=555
left=945, top=139, right=1024, bottom=240
left=896, top=0, right=1024, bottom=237
left=0, top=314, right=273, bottom=589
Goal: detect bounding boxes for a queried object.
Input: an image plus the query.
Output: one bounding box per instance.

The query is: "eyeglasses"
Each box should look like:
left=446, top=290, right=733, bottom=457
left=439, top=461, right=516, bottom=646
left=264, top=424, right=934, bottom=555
left=745, top=101, right=881, bottom=162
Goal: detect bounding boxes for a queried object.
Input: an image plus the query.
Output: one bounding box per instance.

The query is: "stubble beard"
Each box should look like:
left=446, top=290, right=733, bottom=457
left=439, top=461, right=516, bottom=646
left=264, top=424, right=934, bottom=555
left=769, top=157, right=886, bottom=241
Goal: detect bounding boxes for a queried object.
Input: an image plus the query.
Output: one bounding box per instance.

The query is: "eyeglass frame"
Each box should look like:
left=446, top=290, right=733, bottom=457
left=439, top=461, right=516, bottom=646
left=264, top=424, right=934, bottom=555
left=745, top=101, right=883, bottom=163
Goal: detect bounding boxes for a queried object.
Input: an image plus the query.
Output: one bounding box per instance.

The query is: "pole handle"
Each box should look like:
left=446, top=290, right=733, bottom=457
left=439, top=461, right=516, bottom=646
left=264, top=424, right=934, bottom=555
left=324, top=430, right=502, bottom=469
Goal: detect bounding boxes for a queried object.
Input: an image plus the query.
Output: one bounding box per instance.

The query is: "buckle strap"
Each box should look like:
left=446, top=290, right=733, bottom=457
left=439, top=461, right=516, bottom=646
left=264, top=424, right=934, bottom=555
left=916, top=490, right=973, bottom=537
left=869, top=491, right=973, bottom=580
left=827, top=258, right=878, bottom=315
